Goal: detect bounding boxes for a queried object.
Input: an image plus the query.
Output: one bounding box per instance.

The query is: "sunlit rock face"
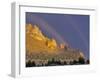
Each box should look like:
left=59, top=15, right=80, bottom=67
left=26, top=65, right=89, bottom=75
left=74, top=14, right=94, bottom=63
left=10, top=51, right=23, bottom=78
left=46, top=38, right=57, bottom=49
left=26, top=24, right=59, bottom=53
left=26, top=24, right=46, bottom=41
left=60, top=44, right=65, bottom=49
left=26, top=24, right=86, bottom=66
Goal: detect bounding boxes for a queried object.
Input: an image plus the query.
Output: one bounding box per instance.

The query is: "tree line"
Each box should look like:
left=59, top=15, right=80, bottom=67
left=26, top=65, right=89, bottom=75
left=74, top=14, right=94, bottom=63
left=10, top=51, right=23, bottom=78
left=26, top=57, right=89, bottom=67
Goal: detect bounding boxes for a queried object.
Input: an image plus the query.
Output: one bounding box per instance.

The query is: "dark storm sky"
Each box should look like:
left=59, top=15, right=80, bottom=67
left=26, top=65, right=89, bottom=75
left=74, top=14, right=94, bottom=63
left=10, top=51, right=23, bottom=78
left=26, top=12, right=89, bottom=60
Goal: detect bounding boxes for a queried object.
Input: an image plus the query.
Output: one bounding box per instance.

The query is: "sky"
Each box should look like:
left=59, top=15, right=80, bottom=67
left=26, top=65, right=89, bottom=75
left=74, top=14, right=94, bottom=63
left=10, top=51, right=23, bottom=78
left=26, top=12, right=90, bottom=60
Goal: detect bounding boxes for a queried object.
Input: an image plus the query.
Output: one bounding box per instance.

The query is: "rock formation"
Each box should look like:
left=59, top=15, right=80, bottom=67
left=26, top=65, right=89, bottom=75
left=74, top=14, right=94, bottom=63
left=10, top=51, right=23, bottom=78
left=26, top=24, right=86, bottom=66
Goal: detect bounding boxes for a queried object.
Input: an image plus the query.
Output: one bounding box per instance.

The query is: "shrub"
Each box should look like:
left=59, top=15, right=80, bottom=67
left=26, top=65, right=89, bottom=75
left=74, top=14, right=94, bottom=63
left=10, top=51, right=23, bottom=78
left=86, top=59, right=90, bottom=64
left=78, top=57, right=85, bottom=64
left=26, top=60, right=32, bottom=67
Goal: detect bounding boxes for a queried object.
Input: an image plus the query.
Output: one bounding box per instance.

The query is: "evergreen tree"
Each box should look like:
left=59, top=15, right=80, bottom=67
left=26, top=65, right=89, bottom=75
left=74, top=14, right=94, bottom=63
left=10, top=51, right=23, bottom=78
left=78, top=57, right=85, bottom=64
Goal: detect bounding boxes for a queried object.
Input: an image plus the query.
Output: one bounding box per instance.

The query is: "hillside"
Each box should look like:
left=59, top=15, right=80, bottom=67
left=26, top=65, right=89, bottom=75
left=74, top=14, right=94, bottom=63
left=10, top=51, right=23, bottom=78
left=26, top=24, right=61, bottom=54
left=26, top=24, right=86, bottom=67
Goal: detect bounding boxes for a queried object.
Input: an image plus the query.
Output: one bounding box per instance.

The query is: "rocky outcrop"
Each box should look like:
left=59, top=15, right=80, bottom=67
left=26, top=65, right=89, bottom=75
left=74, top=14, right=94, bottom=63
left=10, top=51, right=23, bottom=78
left=26, top=24, right=86, bottom=67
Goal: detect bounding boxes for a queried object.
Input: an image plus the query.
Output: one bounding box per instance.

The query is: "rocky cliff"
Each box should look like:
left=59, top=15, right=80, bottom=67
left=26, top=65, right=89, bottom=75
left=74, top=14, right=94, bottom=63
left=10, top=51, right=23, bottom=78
left=26, top=24, right=86, bottom=66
